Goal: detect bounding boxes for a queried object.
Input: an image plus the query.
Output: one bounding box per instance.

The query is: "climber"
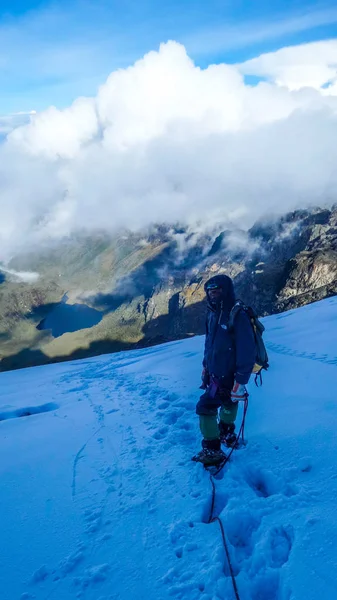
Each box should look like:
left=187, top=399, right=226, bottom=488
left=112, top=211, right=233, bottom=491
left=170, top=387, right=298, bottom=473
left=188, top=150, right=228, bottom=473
left=193, top=274, right=256, bottom=466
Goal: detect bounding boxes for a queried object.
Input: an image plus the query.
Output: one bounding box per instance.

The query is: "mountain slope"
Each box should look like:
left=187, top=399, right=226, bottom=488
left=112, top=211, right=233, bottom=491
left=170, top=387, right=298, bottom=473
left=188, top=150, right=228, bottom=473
left=1, top=207, right=337, bottom=371
left=0, top=296, right=337, bottom=600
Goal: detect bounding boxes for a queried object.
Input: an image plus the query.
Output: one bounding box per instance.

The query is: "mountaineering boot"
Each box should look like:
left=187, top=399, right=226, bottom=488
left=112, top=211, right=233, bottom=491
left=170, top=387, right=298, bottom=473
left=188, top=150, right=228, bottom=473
left=192, top=439, right=226, bottom=466
left=219, top=422, right=237, bottom=447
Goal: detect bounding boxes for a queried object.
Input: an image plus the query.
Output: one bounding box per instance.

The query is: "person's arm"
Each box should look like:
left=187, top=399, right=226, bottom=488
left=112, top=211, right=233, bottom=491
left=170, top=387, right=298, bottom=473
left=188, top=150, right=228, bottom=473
left=233, top=311, right=256, bottom=385
left=201, top=315, right=210, bottom=388
left=202, top=316, right=209, bottom=368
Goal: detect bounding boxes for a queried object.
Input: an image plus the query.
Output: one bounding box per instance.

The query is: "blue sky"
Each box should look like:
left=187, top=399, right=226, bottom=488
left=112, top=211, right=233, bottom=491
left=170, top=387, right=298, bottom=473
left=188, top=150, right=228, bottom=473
left=1, top=0, right=337, bottom=114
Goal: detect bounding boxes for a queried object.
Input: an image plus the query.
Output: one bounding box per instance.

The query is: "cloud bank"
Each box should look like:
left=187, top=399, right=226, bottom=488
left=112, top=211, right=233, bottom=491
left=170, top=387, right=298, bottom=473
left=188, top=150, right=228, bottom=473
left=0, top=112, right=36, bottom=141
left=0, top=267, right=39, bottom=283
left=1, top=40, right=337, bottom=260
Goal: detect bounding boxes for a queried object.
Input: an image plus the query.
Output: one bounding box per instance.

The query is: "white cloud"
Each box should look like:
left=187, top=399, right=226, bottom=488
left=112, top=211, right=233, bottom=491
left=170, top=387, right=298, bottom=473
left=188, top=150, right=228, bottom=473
left=1, top=40, right=337, bottom=261
left=0, top=267, right=39, bottom=283
left=239, top=39, right=337, bottom=91
left=0, top=111, right=36, bottom=135
left=9, top=99, right=97, bottom=158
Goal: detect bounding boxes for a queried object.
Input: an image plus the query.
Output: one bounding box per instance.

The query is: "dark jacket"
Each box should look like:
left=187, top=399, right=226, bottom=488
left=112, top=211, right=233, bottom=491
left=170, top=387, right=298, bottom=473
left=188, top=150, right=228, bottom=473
left=203, top=275, right=256, bottom=386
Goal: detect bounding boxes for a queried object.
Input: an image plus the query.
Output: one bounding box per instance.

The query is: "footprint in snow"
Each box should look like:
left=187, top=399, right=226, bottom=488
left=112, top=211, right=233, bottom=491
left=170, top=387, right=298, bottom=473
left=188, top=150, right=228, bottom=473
left=165, top=521, right=206, bottom=597
left=73, top=563, right=110, bottom=591
left=0, top=402, right=59, bottom=422
left=248, top=525, right=294, bottom=599
left=176, top=399, right=195, bottom=411
left=84, top=507, right=103, bottom=534
left=169, top=520, right=196, bottom=547
left=182, top=351, right=199, bottom=358
left=31, top=565, right=49, bottom=584
left=163, top=409, right=184, bottom=425
left=157, top=401, right=170, bottom=410
left=269, top=525, right=294, bottom=568
left=153, top=426, right=169, bottom=440
left=251, top=570, right=281, bottom=600
left=202, top=491, right=229, bottom=523
left=224, top=509, right=260, bottom=560
left=244, top=464, right=296, bottom=498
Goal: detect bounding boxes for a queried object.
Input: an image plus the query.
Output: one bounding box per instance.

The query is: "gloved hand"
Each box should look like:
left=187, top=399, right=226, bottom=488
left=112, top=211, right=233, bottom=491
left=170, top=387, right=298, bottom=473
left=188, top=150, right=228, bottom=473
left=200, top=368, right=210, bottom=389
left=231, top=381, right=247, bottom=402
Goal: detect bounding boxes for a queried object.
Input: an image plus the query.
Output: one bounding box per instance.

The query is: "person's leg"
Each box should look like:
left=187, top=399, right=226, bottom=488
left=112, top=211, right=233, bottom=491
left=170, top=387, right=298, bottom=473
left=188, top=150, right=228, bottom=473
left=196, top=391, right=220, bottom=441
left=193, top=391, right=226, bottom=464
left=219, top=399, right=238, bottom=425
left=219, top=388, right=238, bottom=446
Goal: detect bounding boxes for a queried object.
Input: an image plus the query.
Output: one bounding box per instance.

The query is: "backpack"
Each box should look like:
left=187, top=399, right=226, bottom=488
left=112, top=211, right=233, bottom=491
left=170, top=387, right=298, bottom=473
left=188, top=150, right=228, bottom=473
left=228, top=300, right=269, bottom=386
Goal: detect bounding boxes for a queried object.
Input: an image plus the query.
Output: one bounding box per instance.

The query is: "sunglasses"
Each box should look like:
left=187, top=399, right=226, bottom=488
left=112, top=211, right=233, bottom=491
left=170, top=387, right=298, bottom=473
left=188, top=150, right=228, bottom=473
left=206, top=283, right=221, bottom=290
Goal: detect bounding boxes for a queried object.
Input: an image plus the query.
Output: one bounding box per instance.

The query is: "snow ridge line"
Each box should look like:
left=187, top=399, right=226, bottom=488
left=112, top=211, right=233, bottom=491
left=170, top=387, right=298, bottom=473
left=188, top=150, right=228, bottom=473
left=71, top=426, right=104, bottom=498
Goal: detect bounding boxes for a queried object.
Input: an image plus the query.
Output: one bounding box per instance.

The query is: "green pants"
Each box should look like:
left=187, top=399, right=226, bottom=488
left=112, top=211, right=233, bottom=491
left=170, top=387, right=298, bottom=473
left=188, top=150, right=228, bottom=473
left=196, top=388, right=238, bottom=440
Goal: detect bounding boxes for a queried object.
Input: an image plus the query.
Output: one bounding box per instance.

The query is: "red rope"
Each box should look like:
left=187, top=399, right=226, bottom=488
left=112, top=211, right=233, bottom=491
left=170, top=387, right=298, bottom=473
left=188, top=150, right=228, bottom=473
left=205, top=395, right=248, bottom=600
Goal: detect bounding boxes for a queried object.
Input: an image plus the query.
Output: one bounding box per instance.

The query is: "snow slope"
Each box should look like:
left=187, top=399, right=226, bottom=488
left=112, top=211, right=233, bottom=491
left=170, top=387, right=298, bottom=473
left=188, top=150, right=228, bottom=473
left=1, top=296, right=337, bottom=600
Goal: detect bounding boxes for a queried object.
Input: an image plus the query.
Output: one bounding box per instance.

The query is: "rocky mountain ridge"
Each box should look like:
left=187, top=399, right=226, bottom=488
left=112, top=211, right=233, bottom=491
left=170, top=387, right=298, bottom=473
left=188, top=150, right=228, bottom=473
left=0, top=206, right=336, bottom=371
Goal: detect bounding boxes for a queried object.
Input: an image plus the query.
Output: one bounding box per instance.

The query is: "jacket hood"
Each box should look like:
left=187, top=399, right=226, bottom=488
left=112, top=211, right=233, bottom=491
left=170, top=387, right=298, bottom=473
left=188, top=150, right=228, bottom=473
left=204, top=274, right=235, bottom=314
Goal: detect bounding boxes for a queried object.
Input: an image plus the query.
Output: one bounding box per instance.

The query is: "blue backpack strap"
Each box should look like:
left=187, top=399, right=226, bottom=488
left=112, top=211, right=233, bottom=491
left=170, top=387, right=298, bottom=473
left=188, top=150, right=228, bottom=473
left=228, top=300, right=245, bottom=331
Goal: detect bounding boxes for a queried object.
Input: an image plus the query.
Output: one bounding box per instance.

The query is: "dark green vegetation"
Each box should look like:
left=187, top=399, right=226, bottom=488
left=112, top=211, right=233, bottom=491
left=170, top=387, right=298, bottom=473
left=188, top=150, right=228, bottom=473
left=1, top=207, right=336, bottom=371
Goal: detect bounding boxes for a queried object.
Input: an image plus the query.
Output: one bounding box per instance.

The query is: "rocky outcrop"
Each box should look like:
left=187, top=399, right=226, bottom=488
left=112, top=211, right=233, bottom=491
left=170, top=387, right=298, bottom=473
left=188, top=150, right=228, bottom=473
left=1, top=206, right=336, bottom=371
left=274, top=208, right=337, bottom=310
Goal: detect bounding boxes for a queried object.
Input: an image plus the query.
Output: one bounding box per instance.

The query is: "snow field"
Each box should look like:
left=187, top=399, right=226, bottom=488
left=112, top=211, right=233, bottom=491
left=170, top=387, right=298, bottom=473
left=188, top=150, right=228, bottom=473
left=0, top=295, right=337, bottom=599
